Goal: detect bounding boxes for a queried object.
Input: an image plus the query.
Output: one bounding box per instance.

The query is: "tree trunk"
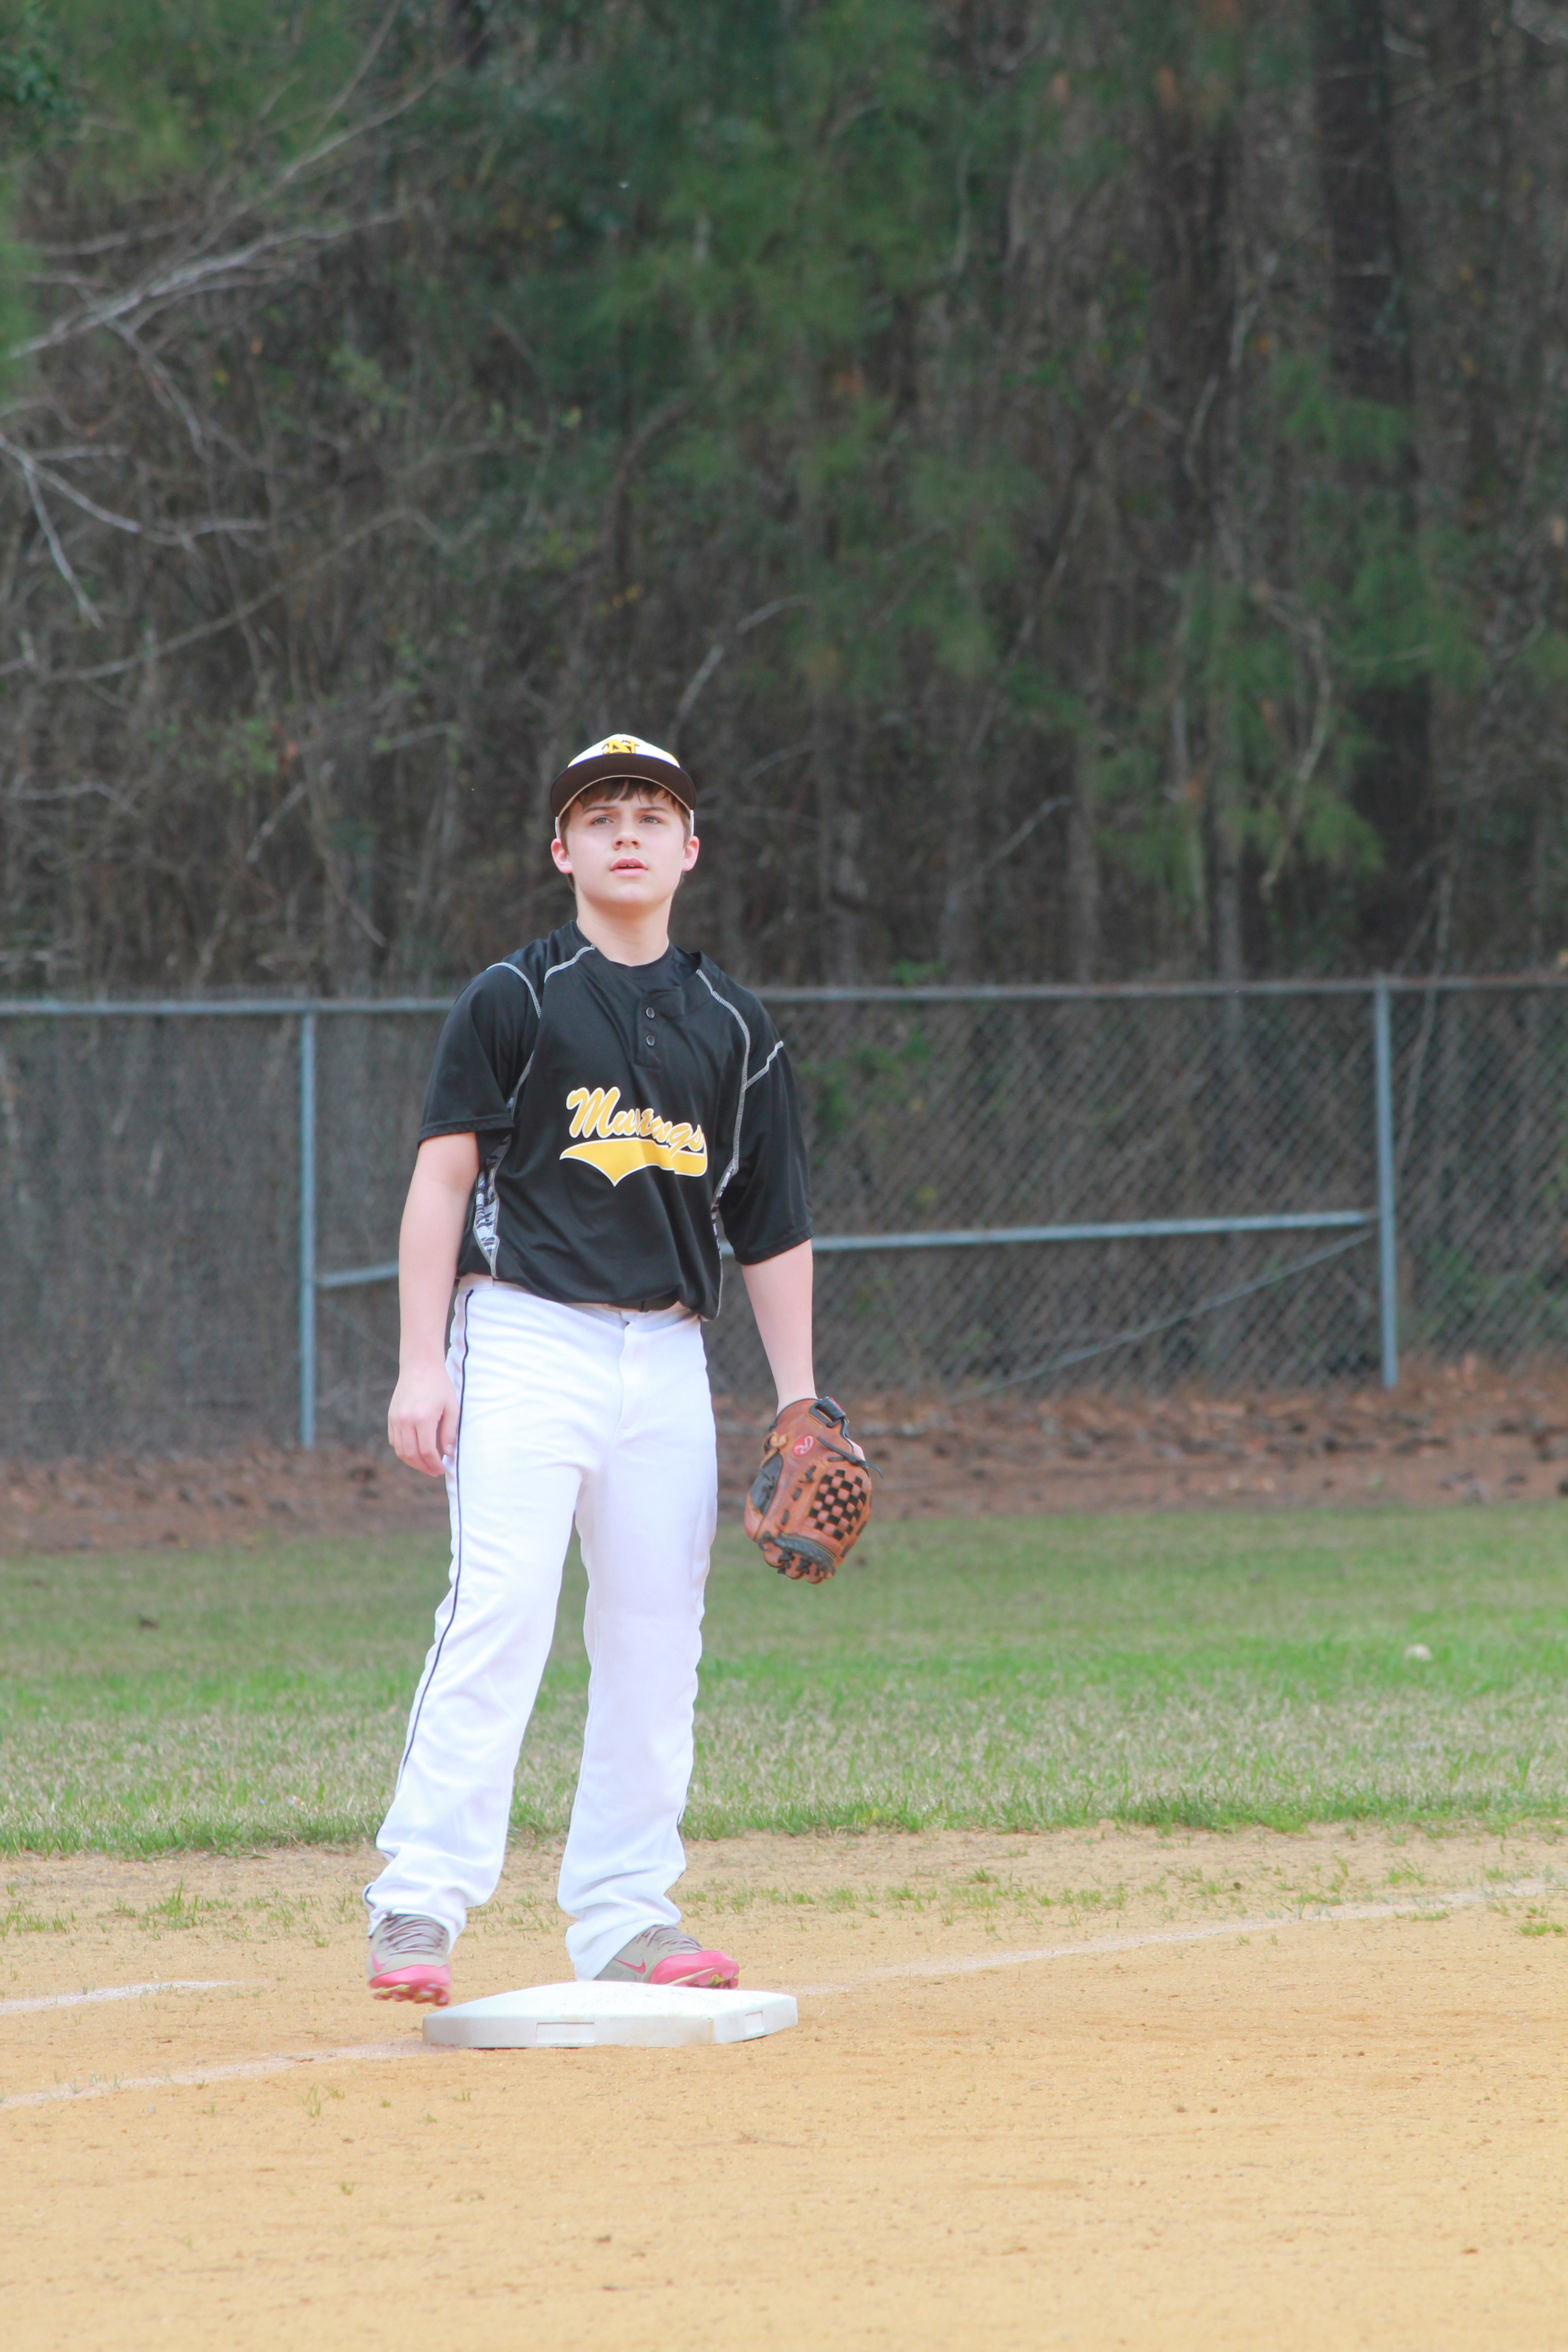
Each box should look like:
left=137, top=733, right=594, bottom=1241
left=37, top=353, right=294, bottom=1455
left=1146, top=69, right=1243, bottom=980
left=1067, top=730, right=1101, bottom=984
left=1211, top=760, right=1245, bottom=995
left=1446, top=0, right=1504, bottom=514
left=938, top=745, right=981, bottom=980
left=447, top=1, right=490, bottom=67
left=1312, top=0, right=1435, bottom=961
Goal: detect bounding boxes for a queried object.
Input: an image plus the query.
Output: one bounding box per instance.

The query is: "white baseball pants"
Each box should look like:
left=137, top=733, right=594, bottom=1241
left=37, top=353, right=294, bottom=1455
left=366, top=1277, right=717, bottom=1980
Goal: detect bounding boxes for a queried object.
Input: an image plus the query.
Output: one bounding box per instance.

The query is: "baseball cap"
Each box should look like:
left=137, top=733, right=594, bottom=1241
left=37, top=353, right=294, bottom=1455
left=549, top=734, right=696, bottom=827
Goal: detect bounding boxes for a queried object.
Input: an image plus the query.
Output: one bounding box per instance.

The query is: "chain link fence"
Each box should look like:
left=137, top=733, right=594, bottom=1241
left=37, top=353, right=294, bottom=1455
left=2, top=980, right=1566, bottom=1457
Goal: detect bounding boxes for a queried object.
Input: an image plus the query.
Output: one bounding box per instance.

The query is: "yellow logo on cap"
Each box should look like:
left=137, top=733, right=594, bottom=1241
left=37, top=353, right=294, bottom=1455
left=603, top=735, right=639, bottom=754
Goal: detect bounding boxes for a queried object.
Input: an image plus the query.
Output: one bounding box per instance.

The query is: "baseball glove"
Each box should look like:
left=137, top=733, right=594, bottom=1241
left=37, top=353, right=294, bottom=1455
left=745, top=1395, right=875, bottom=1582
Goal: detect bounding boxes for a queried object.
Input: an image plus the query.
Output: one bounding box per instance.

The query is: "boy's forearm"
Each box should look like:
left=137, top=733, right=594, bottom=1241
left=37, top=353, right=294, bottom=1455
left=739, top=1240, right=815, bottom=1412
left=398, top=1139, right=479, bottom=1369
left=398, top=1218, right=462, bottom=1369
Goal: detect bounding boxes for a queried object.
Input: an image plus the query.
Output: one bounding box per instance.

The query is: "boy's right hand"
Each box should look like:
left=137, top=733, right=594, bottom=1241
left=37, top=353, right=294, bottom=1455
left=387, top=1364, right=460, bottom=1477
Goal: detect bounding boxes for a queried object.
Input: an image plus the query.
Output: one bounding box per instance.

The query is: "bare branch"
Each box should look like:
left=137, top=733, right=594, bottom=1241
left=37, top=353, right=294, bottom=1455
left=9, top=216, right=406, bottom=364
left=981, top=794, right=1071, bottom=872
left=1513, top=0, right=1568, bottom=45
left=1254, top=592, right=1335, bottom=900
left=0, top=506, right=467, bottom=684
left=671, top=598, right=811, bottom=741
left=0, top=437, right=262, bottom=548
left=19, top=462, right=100, bottom=627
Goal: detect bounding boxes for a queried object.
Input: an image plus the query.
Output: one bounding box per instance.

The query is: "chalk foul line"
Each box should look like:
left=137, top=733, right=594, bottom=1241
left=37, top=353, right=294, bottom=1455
left=0, top=1980, right=238, bottom=2019
left=1, top=2038, right=428, bottom=2111
left=2, top=1876, right=1558, bottom=2105
left=789, top=1874, right=1556, bottom=1997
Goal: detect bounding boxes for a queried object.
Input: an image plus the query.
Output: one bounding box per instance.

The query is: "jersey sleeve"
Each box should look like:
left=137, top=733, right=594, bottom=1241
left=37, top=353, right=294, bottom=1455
left=419, top=963, right=539, bottom=1141
left=717, top=1019, right=813, bottom=1264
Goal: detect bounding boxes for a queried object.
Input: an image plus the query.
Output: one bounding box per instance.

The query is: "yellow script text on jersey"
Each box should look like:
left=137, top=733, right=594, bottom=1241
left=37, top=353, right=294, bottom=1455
left=561, top=1086, right=709, bottom=1185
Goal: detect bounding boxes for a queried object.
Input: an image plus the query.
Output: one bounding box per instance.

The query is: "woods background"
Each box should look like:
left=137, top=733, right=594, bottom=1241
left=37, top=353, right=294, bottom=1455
left=0, top=0, right=1565, bottom=996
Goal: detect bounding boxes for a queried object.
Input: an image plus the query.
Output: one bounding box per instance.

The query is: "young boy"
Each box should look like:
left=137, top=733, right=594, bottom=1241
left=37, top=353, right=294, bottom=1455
left=365, top=732, right=818, bottom=2004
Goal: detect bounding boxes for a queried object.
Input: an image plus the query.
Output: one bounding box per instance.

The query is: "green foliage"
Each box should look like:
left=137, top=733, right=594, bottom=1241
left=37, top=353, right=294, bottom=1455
left=46, top=0, right=367, bottom=183
left=1523, top=628, right=1568, bottom=696
left=0, top=2, right=75, bottom=137
left=2, top=0, right=1564, bottom=986
left=331, top=341, right=404, bottom=428
left=0, top=225, right=32, bottom=382
left=0, top=4, right=72, bottom=381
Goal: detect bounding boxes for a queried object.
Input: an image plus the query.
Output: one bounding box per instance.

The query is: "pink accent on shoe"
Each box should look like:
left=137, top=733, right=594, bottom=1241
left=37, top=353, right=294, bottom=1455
left=368, top=1961, right=451, bottom=2006
left=645, top=1947, right=739, bottom=1990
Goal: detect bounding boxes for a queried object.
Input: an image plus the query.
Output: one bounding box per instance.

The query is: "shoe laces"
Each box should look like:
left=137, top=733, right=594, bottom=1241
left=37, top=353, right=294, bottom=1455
left=637, top=1924, right=703, bottom=1955
left=375, top=1912, right=446, bottom=1959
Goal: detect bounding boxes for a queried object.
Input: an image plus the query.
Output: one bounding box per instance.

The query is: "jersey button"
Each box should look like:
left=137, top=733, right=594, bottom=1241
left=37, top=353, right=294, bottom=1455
left=644, top=1007, right=657, bottom=1019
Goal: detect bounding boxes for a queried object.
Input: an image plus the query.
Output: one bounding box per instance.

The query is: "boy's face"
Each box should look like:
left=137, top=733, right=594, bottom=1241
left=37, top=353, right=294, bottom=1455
left=550, top=789, right=698, bottom=914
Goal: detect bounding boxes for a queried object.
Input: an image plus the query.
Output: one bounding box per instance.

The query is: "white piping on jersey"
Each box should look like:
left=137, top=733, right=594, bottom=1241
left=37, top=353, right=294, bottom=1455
left=475, top=944, right=599, bottom=1150
left=481, top=945, right=765, bottom=1209
left=480, top=953, right=542, bottom=1104
left=694, top=966, right=752, bottom=1205
left=744, top=1035, right=784, bottom=1089
left=498, top=940, right=593, bottom=1138
left=541, top=940, right=595, bottom=987
left=472, top=961, right=543, bottom=1273
left=481, top=959, right=540, bottom=1018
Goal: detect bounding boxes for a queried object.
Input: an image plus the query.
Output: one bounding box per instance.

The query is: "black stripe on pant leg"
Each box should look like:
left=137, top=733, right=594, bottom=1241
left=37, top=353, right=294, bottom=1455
left=395, top=1290, right=472, bottom=1785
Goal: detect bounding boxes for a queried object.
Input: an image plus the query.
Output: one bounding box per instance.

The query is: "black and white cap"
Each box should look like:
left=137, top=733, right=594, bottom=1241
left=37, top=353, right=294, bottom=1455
left=549, top=734, right=696, bottom=828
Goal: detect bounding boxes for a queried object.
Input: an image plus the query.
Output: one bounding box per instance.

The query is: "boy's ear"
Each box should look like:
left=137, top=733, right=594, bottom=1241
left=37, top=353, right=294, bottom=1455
left=550, top=829, right=573, bottom=876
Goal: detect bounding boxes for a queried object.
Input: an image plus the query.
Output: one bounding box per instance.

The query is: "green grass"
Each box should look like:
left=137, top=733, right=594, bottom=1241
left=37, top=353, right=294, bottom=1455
left=2, top=1507, right=1567, bottom=1854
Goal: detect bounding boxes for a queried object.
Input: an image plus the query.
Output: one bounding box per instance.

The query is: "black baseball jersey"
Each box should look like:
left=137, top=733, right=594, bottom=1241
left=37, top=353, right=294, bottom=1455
left=419, top=921, right=812, bottom=1319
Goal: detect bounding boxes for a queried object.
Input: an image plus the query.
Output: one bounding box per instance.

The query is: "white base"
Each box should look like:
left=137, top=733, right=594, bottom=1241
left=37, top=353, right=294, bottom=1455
left=423, top=1979, right=798, bottom=2050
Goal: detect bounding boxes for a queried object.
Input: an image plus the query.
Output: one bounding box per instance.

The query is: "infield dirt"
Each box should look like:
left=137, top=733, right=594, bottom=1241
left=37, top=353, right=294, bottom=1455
left=4, top=1824, right=1563, bottom=2350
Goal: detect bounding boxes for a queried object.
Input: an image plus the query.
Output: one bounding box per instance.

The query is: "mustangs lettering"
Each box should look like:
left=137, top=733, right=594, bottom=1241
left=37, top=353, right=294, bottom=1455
left=561, top=1085, right=709, bottom=1186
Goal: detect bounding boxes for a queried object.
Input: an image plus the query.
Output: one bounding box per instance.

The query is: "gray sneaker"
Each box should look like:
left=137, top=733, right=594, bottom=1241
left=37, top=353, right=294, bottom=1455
left=597, top=1924, right=739, bottom=1988
left=367, top=1911, right=452, bottom=2005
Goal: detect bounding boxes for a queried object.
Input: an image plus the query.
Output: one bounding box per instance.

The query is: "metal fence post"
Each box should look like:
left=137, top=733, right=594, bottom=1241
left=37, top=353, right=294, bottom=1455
left=1372, top=976, right=1399, bottom=1388
left=299, top=1009, right=317, bottom=1448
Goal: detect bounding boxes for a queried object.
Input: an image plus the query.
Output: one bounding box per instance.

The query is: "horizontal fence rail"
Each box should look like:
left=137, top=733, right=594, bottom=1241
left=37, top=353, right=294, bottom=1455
left=769, top=1214, right=1377, bottom=1248
left=3, top=975, right=1565, bottom=1454
left=9, top=973, right=1568, bottom=1014
left=323, top=1210, right=1373, bottom=1284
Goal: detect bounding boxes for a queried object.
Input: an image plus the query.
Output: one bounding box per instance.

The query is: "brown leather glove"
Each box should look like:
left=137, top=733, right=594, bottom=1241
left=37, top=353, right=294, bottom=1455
left=744, top=1396, right=875, bottom=1583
